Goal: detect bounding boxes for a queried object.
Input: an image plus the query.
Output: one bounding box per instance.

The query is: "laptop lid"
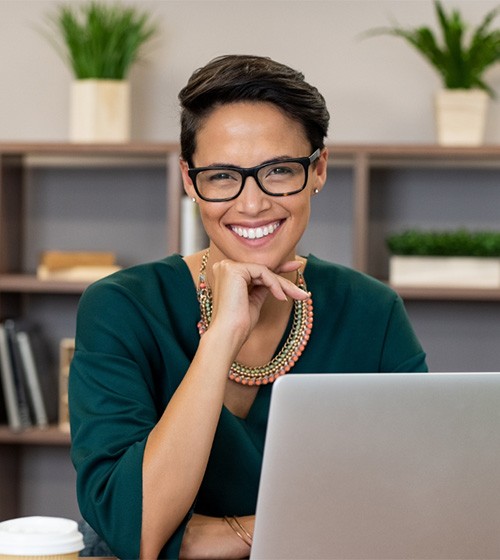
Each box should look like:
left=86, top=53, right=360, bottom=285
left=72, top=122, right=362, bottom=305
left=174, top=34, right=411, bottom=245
left=251, top=372, right=500, bottom=560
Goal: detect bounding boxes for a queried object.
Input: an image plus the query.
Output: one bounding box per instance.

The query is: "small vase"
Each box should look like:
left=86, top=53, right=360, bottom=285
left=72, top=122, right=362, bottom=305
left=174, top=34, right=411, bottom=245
left=435, top=89, right=488, bottom=146
left=70, top=79, right=130, bottom=143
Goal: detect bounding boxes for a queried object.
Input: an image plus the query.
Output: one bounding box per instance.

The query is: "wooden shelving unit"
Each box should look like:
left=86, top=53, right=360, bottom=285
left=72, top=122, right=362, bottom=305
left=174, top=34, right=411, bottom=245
left=325, top=144, right=500, bottom=275
left=0, top=143, right=183, bottom=521
left=0, top=425, right=70, bottom=445
left=1, top=142, right=499, bottom=520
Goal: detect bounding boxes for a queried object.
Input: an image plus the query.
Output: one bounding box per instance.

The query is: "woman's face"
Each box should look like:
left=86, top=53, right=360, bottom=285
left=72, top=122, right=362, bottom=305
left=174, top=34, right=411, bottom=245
left=180, top=101, right=328, bottom=270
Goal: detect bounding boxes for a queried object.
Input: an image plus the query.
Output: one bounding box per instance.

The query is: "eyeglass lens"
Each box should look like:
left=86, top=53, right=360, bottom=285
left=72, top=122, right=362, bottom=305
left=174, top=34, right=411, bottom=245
left=195, top=161, right=306, bottom=200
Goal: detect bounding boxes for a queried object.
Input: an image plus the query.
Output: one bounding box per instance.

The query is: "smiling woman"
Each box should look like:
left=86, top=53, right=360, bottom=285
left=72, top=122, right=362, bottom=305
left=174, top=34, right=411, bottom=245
left=69, top=54, right=428, bottom=560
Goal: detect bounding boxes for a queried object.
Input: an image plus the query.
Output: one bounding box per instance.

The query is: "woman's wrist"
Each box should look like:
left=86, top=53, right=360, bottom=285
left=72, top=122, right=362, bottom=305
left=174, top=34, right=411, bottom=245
left=197, top=319, right=247, bottom=366
left=180, top=514, right=252, bottom=559
left=221, top=515, right=252, bottom=558
left=223, top=515, right=253, bottom=547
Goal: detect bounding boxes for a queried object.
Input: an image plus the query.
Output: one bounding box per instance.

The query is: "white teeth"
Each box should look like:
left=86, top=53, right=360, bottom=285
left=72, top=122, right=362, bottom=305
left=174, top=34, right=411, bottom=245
left=231, top=221, right=281, bottom=239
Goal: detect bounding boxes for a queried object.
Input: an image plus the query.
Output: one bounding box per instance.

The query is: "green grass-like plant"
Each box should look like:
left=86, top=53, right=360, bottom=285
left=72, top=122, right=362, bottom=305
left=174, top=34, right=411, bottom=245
left=42, top=2, right=159, bottom=80
left=365, top=0, right=500, bottom=97
left=387, top=228, right=500, bottom=257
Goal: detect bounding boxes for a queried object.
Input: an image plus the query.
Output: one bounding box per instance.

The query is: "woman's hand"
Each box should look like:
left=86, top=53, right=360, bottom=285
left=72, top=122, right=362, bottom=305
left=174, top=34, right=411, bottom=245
left=180, top=514, right=254, bottom=559
left=208, top=259, right=308, bottom=350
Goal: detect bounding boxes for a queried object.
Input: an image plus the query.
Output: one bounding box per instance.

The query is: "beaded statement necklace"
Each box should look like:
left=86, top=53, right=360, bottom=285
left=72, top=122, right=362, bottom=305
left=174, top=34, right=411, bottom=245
left=197, top=250, right=313, bottom=385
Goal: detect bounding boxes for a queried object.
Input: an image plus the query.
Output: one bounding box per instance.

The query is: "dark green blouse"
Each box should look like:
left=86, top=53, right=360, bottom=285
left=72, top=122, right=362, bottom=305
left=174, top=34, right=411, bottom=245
left=69, top=254, right=427, bottom=559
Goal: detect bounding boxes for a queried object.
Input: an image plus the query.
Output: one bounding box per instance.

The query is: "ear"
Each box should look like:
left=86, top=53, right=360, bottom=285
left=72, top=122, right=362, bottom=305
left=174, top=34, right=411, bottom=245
left=311, top=147, right=328, bottom=196
left=180, top=158, right=197, bottom=200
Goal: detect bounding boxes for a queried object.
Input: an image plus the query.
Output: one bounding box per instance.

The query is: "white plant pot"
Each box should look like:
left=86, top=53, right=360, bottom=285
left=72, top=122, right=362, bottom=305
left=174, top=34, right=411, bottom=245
left=70, top=79, right=130, bottom=143
left=389, top=256, right=500, bottom=289
left=435, top=89, right=488, bottom=146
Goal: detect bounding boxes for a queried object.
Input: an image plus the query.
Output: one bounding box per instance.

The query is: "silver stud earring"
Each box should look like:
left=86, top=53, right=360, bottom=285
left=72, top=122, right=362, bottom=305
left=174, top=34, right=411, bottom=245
left=192, top=197, right=196, bottom=203
left=314, top=188, right=319, bottom=195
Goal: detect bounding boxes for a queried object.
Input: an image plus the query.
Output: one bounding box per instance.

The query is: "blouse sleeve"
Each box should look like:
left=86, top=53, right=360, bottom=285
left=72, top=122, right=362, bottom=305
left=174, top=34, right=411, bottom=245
left=380, top=295, right=428, bottom=373
left=69, top=274, right=192, bottom=559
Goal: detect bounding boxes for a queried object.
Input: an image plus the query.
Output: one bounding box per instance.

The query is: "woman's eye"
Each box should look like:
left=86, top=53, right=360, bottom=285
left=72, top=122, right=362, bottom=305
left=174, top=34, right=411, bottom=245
left=268, top=166, right=294, bottom=177
left=207, top=171, right=238, bottom=182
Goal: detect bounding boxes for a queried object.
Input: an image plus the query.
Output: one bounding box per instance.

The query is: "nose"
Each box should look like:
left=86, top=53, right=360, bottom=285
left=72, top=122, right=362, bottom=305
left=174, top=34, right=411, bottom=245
left=234, top=176, right=271, bottom=214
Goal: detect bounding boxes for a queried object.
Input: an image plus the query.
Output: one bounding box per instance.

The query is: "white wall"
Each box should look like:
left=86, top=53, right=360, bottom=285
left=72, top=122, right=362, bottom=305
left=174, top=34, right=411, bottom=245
left=2, top=0, right=500, bottom=144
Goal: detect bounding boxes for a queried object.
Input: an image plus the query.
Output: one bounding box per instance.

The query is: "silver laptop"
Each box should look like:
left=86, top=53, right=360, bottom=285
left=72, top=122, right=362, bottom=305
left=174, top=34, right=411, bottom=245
left=251, top=373, right=500, bottom=559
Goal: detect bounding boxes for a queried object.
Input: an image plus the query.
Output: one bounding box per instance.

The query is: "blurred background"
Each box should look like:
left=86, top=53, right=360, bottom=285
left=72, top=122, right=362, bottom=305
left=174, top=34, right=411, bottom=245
left=2, top=0, right=500, bottom=144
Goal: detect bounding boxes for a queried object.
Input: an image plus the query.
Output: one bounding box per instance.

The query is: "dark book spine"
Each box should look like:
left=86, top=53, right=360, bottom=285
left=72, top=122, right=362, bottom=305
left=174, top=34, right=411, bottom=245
left=4, top=320, right=32, bottom=429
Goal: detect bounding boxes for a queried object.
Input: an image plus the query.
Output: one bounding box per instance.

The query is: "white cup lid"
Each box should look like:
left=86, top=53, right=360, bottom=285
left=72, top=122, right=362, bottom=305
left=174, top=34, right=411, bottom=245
left=0, top=516, right=85, bottom=555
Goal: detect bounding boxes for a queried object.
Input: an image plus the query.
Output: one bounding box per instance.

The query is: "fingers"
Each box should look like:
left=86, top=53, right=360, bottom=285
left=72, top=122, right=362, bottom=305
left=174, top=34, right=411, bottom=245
left=207, top=259, right=308, bottom=346
left=213, top=259, right=308, bottom=302
left=275, top=261, right=309, bottom=301
left=255, top=268, right=307, bottom=302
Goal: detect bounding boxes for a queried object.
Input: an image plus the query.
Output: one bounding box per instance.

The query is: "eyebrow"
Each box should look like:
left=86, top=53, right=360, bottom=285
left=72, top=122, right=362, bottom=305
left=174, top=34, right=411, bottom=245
left=197, top=155, right=296, bottom=169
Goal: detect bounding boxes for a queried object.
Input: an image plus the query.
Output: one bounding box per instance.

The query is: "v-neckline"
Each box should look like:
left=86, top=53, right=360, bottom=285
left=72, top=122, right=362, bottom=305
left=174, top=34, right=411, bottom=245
left=222, top=302, right=298, bottom=420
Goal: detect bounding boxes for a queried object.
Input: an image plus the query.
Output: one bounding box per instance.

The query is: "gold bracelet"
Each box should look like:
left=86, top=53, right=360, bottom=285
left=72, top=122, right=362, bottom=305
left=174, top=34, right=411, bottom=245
left=232, top=515, right=253, bottom=544
left=224, top=515, right=252, bottom=547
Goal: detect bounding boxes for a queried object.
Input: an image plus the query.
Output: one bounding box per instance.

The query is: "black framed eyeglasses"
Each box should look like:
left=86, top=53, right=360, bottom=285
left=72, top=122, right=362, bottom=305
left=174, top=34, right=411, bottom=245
left=188, top=148, right=321, bottom=202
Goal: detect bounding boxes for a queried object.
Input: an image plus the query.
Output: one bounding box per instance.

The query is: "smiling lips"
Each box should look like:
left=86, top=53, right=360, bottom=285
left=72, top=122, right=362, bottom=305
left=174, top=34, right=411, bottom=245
left=230, top=220, right=282, bottom=240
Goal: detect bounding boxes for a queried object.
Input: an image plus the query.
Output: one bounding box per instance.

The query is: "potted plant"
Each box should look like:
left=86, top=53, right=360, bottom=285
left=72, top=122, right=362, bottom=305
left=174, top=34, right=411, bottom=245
left=387, top=228, right=500, bottom=288
left=365, top=1, right=500, bottom=146
left=42, top=2, right=159, bottom=142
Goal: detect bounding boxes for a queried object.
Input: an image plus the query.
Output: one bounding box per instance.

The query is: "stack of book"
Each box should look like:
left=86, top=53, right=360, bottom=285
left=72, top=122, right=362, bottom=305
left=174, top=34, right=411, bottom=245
left=0, top=320, right=51, bottom=432
left=37, top=251, right=122, bottom=282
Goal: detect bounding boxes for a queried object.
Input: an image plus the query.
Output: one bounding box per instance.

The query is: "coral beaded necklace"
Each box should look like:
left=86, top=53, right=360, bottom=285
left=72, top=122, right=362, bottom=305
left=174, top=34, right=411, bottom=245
left=197, top=250, right=313, bottom=385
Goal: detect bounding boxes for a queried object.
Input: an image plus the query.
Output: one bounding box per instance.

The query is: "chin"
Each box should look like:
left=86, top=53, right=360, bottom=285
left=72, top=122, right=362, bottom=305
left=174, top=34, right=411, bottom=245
left=235, top=246, right=295, bottom=271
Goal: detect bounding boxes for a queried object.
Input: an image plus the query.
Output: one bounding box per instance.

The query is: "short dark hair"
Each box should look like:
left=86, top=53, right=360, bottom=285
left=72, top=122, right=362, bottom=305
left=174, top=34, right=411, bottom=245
left=178, top=54, right=330, bottom=165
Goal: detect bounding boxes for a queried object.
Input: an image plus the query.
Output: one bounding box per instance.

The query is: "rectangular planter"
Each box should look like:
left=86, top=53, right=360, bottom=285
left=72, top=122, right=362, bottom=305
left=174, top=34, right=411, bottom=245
left=389, top=256, right=500, bottom=288
left=435, top=89, right=488, bottom=147
left=70, top=79, right=130, bottom=143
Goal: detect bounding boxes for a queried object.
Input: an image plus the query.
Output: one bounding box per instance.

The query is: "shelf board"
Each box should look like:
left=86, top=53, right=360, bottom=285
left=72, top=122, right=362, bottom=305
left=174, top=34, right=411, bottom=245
left=391, top=284, right=500, bottom=301
left=2, top=141, right=500, bottom=167
left=0, top=142, right=181, bottom=169
left=3, top=275, right=500, bottom=300
left=0, top=274, right=91, bottom=294
left=0, top=141, right=179, bottom=155
left=0, top=425, right=70, bottom=446
left=326, top=144, right=500, bottom=169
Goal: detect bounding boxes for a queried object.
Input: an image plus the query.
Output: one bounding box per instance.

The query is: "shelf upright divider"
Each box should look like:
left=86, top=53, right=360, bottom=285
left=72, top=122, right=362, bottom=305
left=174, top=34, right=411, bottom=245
left=0, top=151, right=25, bottom=523
left=0, top=151, right=24, bottom=320
left=0, top=443, right=21, bottom=520
left=166, top=150, right=182, bottom=255
left=352, top=150, right=370, bottom=274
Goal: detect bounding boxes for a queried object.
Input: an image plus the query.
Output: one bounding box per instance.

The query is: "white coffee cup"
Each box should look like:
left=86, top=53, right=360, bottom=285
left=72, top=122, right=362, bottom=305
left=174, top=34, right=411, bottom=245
left=0, top=516, right=84, bottom=560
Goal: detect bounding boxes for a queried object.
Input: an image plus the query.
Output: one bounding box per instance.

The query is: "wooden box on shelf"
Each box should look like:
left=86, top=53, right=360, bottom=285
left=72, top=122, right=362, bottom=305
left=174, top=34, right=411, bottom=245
left=59, top=338, right=75, bottom=433
left=37, top=251, right=121, bottom=283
